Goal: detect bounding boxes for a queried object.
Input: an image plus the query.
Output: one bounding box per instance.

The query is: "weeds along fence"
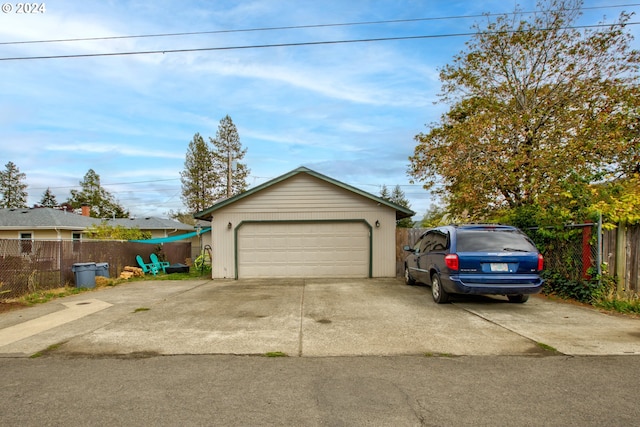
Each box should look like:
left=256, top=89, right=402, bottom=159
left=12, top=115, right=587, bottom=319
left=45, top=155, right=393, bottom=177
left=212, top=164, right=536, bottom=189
left=395, top=223, right=639, bottom=293
left=0, top=239, right=191, bottom=299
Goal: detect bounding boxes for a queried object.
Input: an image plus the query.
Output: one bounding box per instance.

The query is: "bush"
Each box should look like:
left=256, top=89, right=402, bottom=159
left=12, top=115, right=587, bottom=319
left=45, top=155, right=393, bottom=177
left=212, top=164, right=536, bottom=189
left=541, top=270, right=608, bottom=304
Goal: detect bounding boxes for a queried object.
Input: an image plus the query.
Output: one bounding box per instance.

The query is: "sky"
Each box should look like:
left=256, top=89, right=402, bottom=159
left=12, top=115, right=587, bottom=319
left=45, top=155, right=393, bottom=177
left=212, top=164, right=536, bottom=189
left=0, top=0, right=638, bottom=220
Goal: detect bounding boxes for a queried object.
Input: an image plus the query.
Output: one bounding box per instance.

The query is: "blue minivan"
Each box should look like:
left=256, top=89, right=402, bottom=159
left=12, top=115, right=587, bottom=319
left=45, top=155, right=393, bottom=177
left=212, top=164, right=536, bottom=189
left=403, top=224, right=544, bottom=303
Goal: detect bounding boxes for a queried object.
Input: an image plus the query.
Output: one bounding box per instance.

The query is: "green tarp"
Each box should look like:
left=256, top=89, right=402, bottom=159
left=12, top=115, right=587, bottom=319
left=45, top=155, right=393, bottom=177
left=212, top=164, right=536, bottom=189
left=129, top=227, right=211, bottom=244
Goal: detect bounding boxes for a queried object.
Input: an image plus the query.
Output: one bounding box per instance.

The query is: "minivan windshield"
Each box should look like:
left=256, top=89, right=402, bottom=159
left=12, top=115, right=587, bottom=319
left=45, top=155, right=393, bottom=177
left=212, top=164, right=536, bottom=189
left=456, top=230, right=538, bottom=252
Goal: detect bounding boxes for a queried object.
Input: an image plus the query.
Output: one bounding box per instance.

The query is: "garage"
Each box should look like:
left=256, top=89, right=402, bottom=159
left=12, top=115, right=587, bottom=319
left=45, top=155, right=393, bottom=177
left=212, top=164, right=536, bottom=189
left=194, top=167, right=414, bottom=279
left=237, top=221, right=370, bottom=278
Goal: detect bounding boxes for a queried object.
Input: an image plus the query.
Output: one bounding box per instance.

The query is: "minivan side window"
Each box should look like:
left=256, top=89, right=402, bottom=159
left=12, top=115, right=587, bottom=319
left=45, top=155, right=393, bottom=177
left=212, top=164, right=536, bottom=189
left=429, top=230, right=449, bottom=252
left=413, top=236, right=424, bottom=252
left=420, top=233, right=434, bottom=253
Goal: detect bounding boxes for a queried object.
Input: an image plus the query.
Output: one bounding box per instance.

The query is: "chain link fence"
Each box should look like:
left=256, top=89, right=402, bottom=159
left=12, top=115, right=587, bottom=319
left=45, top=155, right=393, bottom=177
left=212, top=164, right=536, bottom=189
left=532, top=225, right=598, bottom=282
left=0, top=239, right=191, bottom=300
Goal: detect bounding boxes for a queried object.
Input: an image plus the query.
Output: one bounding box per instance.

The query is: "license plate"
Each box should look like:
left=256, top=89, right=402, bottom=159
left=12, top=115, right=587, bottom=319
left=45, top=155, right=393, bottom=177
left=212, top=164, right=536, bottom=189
left=490, top=263, right=509, bottom=272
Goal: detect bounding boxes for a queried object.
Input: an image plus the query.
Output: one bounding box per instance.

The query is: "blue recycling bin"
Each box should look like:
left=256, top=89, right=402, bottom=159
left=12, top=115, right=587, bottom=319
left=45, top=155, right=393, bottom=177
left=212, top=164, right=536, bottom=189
left=95, top=262, right=110, bottom=278
left=71, top=262, right=96, bottom=288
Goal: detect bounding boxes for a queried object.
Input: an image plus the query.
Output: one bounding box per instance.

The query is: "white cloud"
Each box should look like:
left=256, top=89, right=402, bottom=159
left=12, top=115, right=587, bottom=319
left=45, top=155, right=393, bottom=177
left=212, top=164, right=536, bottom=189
left=45, top=143, right=184, bottom=159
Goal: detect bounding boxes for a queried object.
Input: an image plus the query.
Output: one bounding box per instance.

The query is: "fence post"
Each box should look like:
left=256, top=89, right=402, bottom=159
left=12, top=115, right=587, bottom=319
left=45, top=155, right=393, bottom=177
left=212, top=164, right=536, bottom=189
left=616, top=222, right=627, bottom=294
left=597, top=213, right=602, bottom=288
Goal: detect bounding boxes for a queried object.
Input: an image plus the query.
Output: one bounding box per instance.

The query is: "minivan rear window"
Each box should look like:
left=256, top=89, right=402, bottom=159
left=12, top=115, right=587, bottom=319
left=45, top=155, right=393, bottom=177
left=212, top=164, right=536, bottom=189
left=456, top=230, right=538, bottom=252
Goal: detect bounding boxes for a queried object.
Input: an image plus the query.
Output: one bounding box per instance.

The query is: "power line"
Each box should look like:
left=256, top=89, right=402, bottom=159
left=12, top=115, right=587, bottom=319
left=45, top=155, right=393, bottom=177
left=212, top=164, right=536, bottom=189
left=0, top=22, right=637, bottom=62
left=0, top=3, right=637, bottom=46
left=27, top=178, right=180, bottom=192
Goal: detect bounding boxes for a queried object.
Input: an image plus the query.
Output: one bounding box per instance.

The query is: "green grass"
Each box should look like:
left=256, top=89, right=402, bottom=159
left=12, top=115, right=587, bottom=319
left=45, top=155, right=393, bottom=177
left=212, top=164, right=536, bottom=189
left=264, top=351, right=288, bottom=357
left=30, top=342, right=65, bottom=358
left=536, top=342, right=559, bottom=353
left=22, top=287, right=87, bottom=305
left=424, top=352, right=456, bottom=358
left=128, top=269, right=211, bottom=281
left=595, top=297, right=640, bottom=315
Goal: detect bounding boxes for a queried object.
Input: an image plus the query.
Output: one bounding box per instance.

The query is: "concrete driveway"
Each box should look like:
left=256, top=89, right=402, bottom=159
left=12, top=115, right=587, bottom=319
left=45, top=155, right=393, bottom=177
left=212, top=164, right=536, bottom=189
left=0, top=278, right=638, bottom=358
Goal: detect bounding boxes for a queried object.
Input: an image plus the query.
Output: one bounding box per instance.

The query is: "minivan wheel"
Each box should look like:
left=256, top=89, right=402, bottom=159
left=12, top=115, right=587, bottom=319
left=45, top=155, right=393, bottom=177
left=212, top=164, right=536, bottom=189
left=404, top=266, right=416, bottom=286
left=431, top=274, right=450, bottom=304
left=507, top=294, right=529, bottom=303
left=404, top=265, right=416, bottom=286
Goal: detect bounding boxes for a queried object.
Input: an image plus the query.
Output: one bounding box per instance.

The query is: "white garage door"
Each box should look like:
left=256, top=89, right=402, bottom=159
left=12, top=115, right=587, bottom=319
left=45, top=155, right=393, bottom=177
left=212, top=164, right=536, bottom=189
left=237, top=222, right=369, bottom=278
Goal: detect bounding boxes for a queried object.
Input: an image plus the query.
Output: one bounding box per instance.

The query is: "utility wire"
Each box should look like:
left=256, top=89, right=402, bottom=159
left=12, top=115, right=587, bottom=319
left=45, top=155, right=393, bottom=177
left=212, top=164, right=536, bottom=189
left=28, top=177, right=180, bottom=191
left=0, top=3, right=637, bottom=46
left=0, top=22, right=637, bottom=62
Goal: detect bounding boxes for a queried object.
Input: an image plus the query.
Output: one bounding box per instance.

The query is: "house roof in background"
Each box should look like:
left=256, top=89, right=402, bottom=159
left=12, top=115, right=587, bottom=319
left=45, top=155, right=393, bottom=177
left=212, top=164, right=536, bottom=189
left=194, top=166, right=416, bottom=221
left=0, top=207, right=96, bottom=229
left=0, top=208, right=193, bottom=231
left=110, top=216, right=194, bottom=231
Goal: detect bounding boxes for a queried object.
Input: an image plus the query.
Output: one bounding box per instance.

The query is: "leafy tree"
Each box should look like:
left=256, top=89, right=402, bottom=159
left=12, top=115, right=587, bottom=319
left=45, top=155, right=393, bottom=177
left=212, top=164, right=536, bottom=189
left=589, top=173, right=640, bottom=226
left=39, top=187, right=58, bottom=208
left=84, top=221, right=151, bottom=240
left=380, top=184, right=414, bottom=228
left=210, top=115, right=250, bottom=200
left=67, top=169, right=129, bottom=218
left=420, top=204, right=449, bottom=228
left=180, top=133, right=218, bottom=213
left=0, top=161, right=28, bottom=208
left=408, top=0, right=639, bottom=225
left=167, top=209, right=196, bottom=226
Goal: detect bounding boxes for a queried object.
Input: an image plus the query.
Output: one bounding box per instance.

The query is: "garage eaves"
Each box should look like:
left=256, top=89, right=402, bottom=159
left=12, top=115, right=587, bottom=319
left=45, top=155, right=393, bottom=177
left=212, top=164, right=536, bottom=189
left=193, top=166, right=415, bottom=221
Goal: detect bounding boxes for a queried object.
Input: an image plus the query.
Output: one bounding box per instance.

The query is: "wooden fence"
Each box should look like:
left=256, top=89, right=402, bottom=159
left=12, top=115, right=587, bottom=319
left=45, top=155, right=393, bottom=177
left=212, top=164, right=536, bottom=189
left=0, top=239, right=191, bottom=299
left=396, top=224, right=639, bottom=293
left=603, top=223, right=640, bottom=293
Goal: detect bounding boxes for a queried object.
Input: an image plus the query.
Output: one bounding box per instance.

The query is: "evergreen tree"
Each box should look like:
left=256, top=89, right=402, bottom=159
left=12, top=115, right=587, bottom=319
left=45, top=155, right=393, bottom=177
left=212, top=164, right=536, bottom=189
left=210, top=115, right=250, bottom=200
left=39, top=187, right=58, bottom=208
left=379, top=185, right=391, bottom=201
left=391, top=185, right=413, bottom=228
left=180, top=132, right=218, bottom=213
left=66, top=169, right=129, bottom=218
left=380, top=184, right=413, bottom=228
left=0, top=161, right=28, bottom=208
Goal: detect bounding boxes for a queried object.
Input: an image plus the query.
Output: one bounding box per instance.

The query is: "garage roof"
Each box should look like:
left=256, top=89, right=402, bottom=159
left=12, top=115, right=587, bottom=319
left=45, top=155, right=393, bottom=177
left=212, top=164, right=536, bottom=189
left=194, top=166, right=415, bottom=221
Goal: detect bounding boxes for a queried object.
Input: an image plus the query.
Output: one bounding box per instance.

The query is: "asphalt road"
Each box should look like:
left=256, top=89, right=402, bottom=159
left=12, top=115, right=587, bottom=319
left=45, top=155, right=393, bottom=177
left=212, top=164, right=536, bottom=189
left=2, top=354, right=640, bottom=426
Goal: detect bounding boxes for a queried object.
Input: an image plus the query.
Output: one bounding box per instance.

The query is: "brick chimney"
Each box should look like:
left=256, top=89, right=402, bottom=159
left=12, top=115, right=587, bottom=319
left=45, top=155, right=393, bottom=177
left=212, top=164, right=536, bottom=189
left=81, top=205, right=91, bottom=217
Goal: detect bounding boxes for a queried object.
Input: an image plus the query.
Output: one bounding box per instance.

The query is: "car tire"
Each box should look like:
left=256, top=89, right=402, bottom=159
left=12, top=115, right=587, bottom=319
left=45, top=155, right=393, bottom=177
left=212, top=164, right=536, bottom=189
left=507, top=294, right=529, bottom=303
left=431, top=273, right=450, bottom=304
left=404, top=266, right=416, bottom=286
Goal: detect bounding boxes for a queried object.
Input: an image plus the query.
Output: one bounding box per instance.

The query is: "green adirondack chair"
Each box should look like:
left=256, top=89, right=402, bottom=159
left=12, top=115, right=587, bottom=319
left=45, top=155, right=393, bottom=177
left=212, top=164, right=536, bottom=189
left=150, top=253, right=170, bottom=274
left=136, top=255, right=158, bottom=275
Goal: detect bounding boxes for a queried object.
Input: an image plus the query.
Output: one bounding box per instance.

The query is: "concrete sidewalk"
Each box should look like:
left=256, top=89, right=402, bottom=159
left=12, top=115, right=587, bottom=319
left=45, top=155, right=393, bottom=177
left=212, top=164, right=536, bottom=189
left=0, top=278, right=638, bottom=357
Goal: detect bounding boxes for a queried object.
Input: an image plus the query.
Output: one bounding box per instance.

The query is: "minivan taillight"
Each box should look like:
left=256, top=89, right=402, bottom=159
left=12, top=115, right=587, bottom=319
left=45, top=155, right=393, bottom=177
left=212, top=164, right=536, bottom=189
left=537, top=254, right=544, bottom=271
left=445, top=254, right=459, bottom=271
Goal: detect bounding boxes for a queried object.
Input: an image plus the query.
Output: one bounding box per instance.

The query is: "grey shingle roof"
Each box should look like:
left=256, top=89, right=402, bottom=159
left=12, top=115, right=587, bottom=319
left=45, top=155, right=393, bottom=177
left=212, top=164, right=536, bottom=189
left=109, top=216, right=194, bottom=231
left=0, top=208, right=194, bottom=231
left=0, top=207, right=97, bottom=229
